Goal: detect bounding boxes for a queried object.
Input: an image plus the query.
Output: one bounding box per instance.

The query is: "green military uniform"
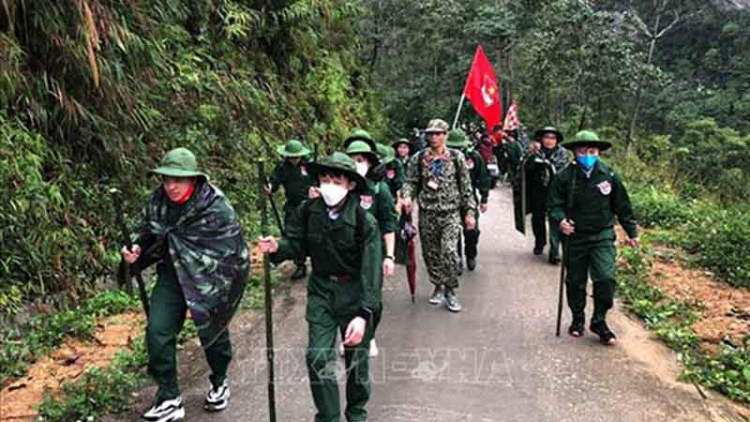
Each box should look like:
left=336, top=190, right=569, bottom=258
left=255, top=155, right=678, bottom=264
left=403, top=120, right=476, bottom=308
left=271, top=153, right=382, bottom=422
left=134, top=148, right=249, bottom=403
left=344, top=135, right=398, bottom=338
left=391, top=138, right=414, bottom=177
left=446, top=129, right=491, bottom=270
left=271, top=139, right=314, bottom=278
left=548, top=131, right=638, bottom=343
left=523, top=127, right=569, bottom=261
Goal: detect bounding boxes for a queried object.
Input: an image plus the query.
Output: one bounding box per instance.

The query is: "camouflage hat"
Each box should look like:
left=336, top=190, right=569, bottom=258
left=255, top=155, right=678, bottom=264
left=149, top=147, right=210, bottom=181
left=344, top=129, right=378, bottom=153
left=345, top=139, right=381, bottom=167
left=425, top=119, right=450, bottom=134
left=534, top=126, right=564, bottom=143
left=375, top=143, right=395, bottom=165
left=276, top=139, right=312, bottom=157
left=446, top=129, right=471, bottom=149
left=561, top=130, right=612, bottom=152
left=308, top=152, right=367, bottom=192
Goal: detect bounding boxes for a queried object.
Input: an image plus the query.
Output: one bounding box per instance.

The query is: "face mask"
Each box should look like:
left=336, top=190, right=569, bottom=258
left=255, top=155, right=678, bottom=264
left=355, top=162, right=370, bottom=177
left=576, top=155, right=599, bottom=171
left=319, top=182, right=349, bottom=207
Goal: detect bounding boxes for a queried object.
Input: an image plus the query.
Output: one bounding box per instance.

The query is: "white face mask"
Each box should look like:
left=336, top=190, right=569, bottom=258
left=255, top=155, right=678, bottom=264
left=355, top=162, right=370, bottom=177
left=319, top=182, right=349, bottom=207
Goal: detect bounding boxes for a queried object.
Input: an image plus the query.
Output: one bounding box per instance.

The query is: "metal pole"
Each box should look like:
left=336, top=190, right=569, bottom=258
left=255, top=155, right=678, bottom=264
left=257, top=161, right=277, bottom=422
left=452, top=92, right=467, bottom=129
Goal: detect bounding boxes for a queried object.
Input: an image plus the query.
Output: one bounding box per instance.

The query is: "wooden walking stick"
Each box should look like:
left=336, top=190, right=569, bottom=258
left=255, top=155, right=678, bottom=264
left=110, top=188, right=150, bottom=318
left=257, top=161, right=277, bottom=422
left=556, top=172, right=577, bottom=337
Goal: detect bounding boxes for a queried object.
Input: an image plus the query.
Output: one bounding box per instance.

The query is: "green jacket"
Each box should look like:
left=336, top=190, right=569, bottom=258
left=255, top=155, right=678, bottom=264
left=270, top=159, right=313, bottom=212
left=384, top=159, right=406, bottom=198
left=464, top=149, right=491, bottom=205
left=273, top=196, right=383, bottom=312
left=357, top=180, right=398, bottom=235
left=547, top=161, right=638, bottom=242
left=505, top=141, right=525, bottom=169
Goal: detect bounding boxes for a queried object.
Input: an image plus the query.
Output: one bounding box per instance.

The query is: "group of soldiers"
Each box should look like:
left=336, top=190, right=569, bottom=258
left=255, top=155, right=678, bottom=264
left=120, top=119, right=638, bottom=422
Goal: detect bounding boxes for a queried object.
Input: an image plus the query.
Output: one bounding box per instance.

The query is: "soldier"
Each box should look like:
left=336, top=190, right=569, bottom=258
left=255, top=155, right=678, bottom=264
left=266, top=139, right=313, bottom=280
left=392, top=138, right=413, bottom=170
left=548, top=131, right=639, bottom=345
left=121, top=148, right=249, bottom=421
left=523, top=127, right=569, bottom=263
left=377, top=142, right=406, bottom=198
left=258, top=152, right=382, bottom=422
left=344, top=132, right=397, bottom=358
left=445, top=129, right=490, bottom=271
left=402, top=119, right=476, bottom=312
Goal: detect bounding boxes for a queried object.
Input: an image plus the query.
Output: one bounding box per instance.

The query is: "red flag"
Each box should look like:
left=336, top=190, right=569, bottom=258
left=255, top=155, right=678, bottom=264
left=503, top=100, right=520, bottom=131
left=463, top=46, right=502, bottom=132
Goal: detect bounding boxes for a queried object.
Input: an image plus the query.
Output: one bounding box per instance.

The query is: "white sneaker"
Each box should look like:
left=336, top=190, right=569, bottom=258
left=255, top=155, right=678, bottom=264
left=143, top=396, right=184, bottom=422
left=428, top=286, right=445, bottom=305
left=204, top=379, right=231, bottom=412
left=369, top=339, right=379, bottom=357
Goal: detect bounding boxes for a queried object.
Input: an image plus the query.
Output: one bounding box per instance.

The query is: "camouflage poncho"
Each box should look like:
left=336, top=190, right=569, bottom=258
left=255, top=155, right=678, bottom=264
left=136, top=181, right=249, bottom=346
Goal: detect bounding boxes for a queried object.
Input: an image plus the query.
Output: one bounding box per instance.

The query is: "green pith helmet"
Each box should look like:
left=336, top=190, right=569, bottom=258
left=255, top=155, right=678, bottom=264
left=375, top=143, right=395, bottom=165
left=344, top=129, right=378, bottom=153
left=308, top=152, right=366, bottom=192
left=446, top=129, right=471, bottom=149
left=345, top=139, right=381, bottom=167
left=276, top=139, right=312, bottom=157
left=562, top=130, right=612, bottom=152
left=534, top=126, right=564, bottom=143
left=149, top=147, right=210, bottom=181
left=425, top=119, right=450, bottom=133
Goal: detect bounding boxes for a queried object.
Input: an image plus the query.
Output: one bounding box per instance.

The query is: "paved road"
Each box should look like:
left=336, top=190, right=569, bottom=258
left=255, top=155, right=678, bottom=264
left=112, top=186, right=747, bottom=422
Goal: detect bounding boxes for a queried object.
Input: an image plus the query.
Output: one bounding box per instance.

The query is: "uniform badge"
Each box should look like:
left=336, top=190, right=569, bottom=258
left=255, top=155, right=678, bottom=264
left=465, top=158, right=474, bottom=170
left=360, top=195, right=374, bottom=210
left=598, top=181, right=612, bottom=196
left=300, top=165, right=308, bottom=176
left=386, top=169, right=396, bottom=179
left=427, top=178, right=440, bottom=191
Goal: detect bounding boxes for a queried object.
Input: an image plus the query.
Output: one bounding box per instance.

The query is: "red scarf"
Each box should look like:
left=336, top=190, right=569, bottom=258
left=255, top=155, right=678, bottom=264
left=172, top=183, right=195, bottom=205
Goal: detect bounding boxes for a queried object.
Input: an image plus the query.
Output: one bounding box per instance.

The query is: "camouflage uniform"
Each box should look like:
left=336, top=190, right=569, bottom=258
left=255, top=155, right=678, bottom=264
left=402, top=124, right=476, bottom=291
left=135, top=148, right=249, bottom=402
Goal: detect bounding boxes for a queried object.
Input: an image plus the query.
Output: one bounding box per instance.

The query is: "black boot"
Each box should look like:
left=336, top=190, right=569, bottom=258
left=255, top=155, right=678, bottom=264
left=466, top=257, right=477, bottom=271
left=590, top=321, right=617, bottom=345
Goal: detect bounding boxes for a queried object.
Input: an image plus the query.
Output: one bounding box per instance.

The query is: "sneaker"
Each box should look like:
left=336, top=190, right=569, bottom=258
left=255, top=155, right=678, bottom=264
left=143, top=396, right=184, bottom=422
left=445, top=290, right=462, bottom=313
left=368, top=339, right=379, bottom=358
left=428, top=286, right=445, bottom=305
left=204, top=379, right=231, bottom=412
left=549, top=255, right=561, bottom=265
left=291, top=264, right=307, bottom=280
left=466, top=257, right=476, bottom=271
left=590, top=321, right=617, bottom=345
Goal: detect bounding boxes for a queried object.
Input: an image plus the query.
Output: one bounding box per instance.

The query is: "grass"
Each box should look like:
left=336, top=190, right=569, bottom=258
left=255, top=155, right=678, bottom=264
left=617, top=235, right=750, bottom=404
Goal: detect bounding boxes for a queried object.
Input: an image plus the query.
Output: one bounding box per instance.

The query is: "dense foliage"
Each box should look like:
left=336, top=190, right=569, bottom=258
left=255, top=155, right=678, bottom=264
left=0, top=0, right=385, bottom=311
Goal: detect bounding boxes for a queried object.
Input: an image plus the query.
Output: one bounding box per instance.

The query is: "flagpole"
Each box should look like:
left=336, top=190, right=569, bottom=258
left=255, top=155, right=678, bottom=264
left=452, top=92, right=466, bottom=129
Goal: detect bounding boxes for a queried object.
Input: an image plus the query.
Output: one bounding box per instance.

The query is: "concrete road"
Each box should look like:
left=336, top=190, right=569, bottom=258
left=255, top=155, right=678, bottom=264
left=112, top=186, right=747, bottom=422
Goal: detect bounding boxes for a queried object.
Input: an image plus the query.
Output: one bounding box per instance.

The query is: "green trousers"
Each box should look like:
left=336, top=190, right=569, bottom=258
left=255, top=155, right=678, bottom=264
left=306, top=275, right=372, bottom=422
left=147, top=263, right=232, bottom=401
left=564, top=236, right=617, bottom=325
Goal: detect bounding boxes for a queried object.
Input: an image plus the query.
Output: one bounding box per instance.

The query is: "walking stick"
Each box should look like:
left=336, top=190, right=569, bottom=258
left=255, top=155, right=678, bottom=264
left=110, top=188, right=150, bottom=318
left=555, top=171, right=577, bottom=337
left=555, top=239, right=568, bottom=337
left=257, top=161, right=277, bottom=422
left=268, top=194, right=286, bottom=237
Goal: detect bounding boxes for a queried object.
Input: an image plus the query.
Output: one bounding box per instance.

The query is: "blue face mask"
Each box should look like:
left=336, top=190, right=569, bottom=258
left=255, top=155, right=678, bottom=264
left=576, top=155, right=599, bottom=171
